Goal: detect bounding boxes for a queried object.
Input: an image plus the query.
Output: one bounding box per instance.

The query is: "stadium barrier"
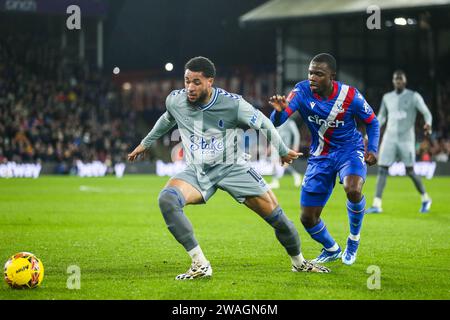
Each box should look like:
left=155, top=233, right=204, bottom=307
left=1, top=160, right=450, bottom=178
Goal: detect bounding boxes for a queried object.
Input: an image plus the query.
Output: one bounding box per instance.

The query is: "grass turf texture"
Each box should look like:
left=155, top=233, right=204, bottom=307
left=0, top=175, right=449, bottom=300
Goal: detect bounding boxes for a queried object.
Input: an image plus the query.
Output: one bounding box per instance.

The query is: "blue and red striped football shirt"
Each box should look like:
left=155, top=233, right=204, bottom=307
left=270, top=80, right=379, bottom=156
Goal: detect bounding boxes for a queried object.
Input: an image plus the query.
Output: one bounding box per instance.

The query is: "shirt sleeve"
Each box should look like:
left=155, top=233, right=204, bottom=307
left=270, top=87, right=302, bottom=127
left=238, top=98, right=289, bottom=157
left=414, top=92, right=432, bottom=126
left=353, top=89, right=376, bottom=124
left=140, top=96, right=177, bottom=149
left=353, top=89, right=380, bottom=153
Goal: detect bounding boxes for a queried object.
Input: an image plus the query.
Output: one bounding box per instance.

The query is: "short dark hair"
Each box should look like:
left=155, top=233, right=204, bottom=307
left=311, top=53, right=337, bottom=73
left=184, top=56, right=216, bottom=78
left=393, top=69, right=406, bottom=77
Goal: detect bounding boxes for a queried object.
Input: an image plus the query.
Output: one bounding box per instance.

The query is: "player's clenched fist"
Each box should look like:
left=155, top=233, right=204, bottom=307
left=364, top=151, right=377, bottom=166
left=269, top=95, right=288, bottom=112
left=281, top=149, right=303, bottom=166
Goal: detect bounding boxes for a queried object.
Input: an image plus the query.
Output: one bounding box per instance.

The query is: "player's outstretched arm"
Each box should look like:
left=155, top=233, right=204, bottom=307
left=269, top=95, right=289, bottom=127
left=237, top=98, right=302, bottom=165
left=128, top=111, right=176, bottom=162
left=259, top=116, right=303, bottom=163
left=261, top=119, right=302, bottom=165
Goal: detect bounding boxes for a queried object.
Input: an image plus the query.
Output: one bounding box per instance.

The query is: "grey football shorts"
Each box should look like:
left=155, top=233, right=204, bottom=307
left=172, top=163, right=269, bottom=203
left=378, top=140, right=415, bottom=167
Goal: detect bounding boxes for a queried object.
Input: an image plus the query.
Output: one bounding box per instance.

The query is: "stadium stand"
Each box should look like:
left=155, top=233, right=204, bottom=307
left=0, top=33, right=137, bottom=173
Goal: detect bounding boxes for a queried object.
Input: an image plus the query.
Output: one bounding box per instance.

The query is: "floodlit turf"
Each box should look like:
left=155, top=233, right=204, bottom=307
left=0, top=175, right=449, bottom=300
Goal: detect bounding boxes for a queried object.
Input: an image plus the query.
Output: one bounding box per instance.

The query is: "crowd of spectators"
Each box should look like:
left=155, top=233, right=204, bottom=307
left=1, top=33, right=449, bottom=175
left=0, top=34, right=137, bottom=173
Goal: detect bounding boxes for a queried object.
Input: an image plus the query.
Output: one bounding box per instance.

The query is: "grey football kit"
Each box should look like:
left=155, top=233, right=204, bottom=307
left=378, top=89, right=432, bottom=167
left=140, top=87, right=306, bottom=265
left=368, top=88, right=433, bottom=213
left=141, top=87, right=289, bottom=203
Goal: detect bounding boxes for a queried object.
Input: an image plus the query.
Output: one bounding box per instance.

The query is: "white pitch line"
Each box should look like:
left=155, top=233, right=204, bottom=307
left=79, top=185, right=103, bottom=193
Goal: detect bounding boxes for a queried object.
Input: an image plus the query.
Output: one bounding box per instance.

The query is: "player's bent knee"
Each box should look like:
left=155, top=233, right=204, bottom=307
left=158, top=187, right=186, bottom=214
left=158, top=187, right=197, bottom=250
left=265, top=207, right=293, bottom=230
left=265, top=207, right=300, bottom=256
left=300, top=213, right=318, bottom=229
left=346, top=189, right=362, bottom=202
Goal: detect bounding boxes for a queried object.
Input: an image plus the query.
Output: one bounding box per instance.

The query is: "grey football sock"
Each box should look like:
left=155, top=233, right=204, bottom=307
left=158, top=186, right=198, bottom=251
left=264, top=206, right=301, bottom=256
left=406, top=167, right=426, bottom=195
left=375, top=166, right=389, bottom=199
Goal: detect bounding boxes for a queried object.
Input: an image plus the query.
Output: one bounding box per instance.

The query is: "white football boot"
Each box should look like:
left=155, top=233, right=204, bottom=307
left=175, top=261, right=212, bottom=280
left=292, top=260, right=331, bottom=273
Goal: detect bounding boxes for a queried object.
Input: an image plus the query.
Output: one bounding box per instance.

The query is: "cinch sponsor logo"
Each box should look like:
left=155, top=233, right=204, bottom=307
left=189, top=135, right=224, bottom=152
left=308, top=115, right=344, bottom=128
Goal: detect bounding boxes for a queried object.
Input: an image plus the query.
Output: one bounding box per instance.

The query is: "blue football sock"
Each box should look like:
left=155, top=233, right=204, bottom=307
left=305, top=220, right=337, bottom=251
left=347, top=196, right=366, bottom=237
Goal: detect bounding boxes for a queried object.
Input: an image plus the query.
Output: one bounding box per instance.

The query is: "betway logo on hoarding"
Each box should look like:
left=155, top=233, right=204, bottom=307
left=388, top=162, right=436, bottom=179
left=0, top=162, right=41, bottom=178
left=0, top=162, right=126, bottom=178
left=76, top=161, right=125, bottom=178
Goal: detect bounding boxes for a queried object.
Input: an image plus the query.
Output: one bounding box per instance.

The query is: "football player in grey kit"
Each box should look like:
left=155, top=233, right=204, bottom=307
left=128, top=57, right=329, bottom=280
left=366, top=70, right=433, bottom=214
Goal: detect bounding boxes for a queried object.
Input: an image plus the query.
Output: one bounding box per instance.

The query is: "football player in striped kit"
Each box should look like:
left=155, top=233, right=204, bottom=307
left=270, top=53, right=380, bottom=265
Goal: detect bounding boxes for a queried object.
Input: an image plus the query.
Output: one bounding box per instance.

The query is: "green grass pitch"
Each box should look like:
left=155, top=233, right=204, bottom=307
left=0, top=175, right=449, bottom=300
